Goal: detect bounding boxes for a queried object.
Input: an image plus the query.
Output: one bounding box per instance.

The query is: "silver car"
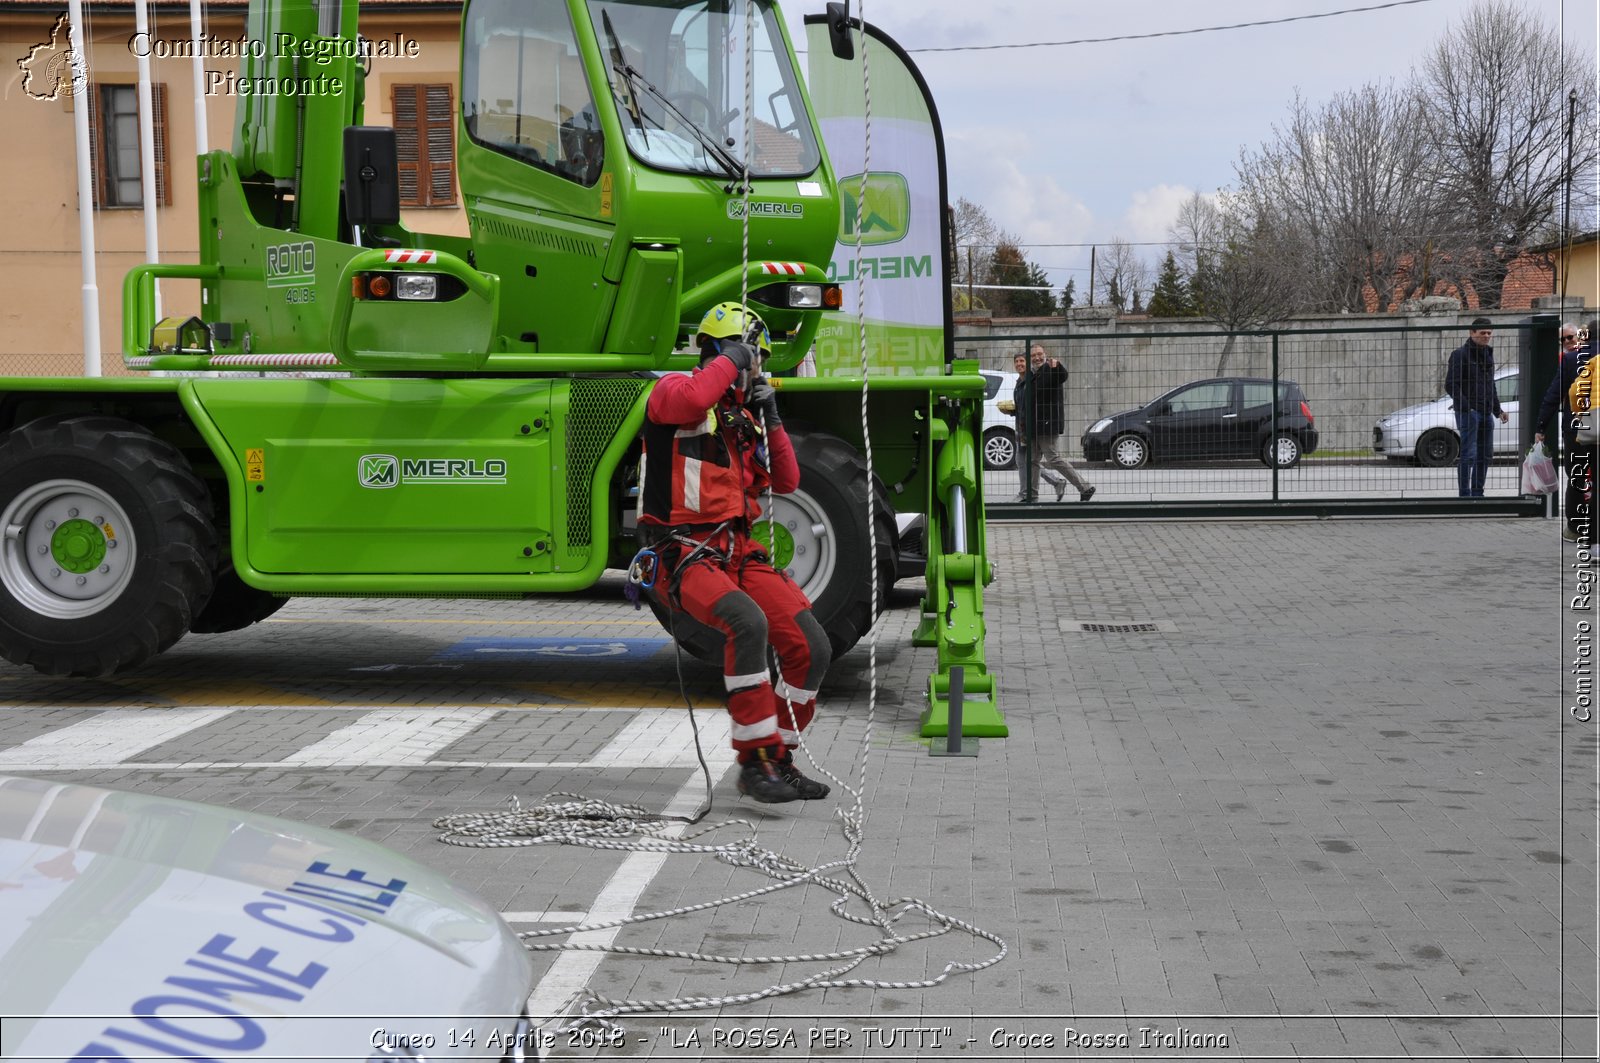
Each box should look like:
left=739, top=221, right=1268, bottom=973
left=1373, top=365, right=1520, bottom=467
left=978, top=370, right=1020, bottom=469
left=0, top=774, right=540, bottom=1062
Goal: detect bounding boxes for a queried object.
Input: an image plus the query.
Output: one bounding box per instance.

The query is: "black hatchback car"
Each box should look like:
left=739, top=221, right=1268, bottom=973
left=1080, top=377, right=1318, bottom=469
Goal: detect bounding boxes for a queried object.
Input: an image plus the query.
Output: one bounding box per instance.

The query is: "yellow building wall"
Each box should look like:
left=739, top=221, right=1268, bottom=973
left=1556, top=240, right=1600, bottom=324
left=0, top=9, right=464, bottom=374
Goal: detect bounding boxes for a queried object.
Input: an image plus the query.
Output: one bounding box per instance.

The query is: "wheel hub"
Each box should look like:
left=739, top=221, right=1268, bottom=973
left=750, top=517, right=797, bottom=571
left=751, top=489, right=835, bottom=601
left=51, top=518, right=108, bottom=573
left=3, top=481, right=135, bottom=615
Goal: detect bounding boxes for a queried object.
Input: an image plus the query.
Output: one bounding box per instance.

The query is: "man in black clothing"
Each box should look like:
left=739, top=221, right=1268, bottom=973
left=1534, top=320, right=1597, bottom=543
left=1444, top=318, right=1508, bottom=497
left=1024, top=345, right=1095, bottom=503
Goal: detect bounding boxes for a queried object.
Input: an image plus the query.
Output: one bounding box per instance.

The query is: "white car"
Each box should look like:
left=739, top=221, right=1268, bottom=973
left=0, top=774, right=540, bottom=1062
left=1373, top=365, right=1520, bottom=467
left=978, top=370, right=1020, bottom=470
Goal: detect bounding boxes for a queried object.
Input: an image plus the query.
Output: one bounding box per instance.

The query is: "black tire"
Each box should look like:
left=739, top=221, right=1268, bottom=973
left=981, top=428, right=1017, bottom=470
left=1261, top=433, right=1303, bottom=469
left=1110, top=433, right=1150, bottom=469
left=190, top=563, right=287, bottom=634
left=1416, top=428, right=1459, bottom=468
left=648, top=429, right=896, bottom=664
left=0, top=415, right=216, bottom=676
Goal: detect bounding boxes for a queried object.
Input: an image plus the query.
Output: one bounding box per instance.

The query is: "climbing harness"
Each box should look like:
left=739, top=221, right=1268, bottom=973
left=434, top=0, right=1006, bottom=1036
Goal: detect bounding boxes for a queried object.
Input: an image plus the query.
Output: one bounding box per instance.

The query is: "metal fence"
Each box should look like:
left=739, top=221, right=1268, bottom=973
left=974, top=321, right=1559, bottom=516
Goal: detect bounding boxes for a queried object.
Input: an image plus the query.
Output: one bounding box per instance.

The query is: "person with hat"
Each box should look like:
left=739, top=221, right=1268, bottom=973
left=636, top=302, right=832, bottom=804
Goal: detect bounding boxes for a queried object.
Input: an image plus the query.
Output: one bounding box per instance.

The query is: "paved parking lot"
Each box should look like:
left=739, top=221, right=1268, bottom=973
left=1, top=516, right=1594, bottom=1061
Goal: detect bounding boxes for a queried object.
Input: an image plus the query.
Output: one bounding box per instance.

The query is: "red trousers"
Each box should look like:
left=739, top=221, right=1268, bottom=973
left=660, top=530, right=830, bottom=759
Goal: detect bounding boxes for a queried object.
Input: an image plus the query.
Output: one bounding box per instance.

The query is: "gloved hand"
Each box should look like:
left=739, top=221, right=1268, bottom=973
left=718, top=339, right=756, bottom=372
left=747, top=376, right=781, bottom=427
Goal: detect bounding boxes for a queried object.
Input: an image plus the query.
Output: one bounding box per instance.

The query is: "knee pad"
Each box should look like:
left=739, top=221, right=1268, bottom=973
left=712, top=593, right=769, bottom=677
left=796, top=608, right=831, bottom=686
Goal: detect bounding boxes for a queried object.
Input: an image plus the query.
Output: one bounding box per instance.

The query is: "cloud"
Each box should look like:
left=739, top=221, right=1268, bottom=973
left=1117, top=183, right=1199, bottom=245
left=946, top=127, right=1094, bottom=248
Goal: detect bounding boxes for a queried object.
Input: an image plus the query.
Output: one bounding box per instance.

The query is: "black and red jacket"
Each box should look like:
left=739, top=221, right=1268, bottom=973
left=638, top=355, right=799, bottom=530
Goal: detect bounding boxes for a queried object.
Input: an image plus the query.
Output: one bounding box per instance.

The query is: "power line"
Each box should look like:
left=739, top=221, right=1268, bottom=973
left=906, top=0, right=1439, bottom=54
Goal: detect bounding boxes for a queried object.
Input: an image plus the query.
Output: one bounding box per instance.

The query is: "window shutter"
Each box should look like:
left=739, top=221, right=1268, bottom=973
left=392, top=83, right=456, bottom=207
left=392, top=83, right=421, bottom=206
left=152, top=82, right=170, bottom=206
left=87, top=85, right=103, bottom=209
left=424, top=84, right=456, bottom=207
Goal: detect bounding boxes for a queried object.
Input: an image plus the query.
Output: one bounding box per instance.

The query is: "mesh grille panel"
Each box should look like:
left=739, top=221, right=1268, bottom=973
left=565, top=378, right=649, bottom=553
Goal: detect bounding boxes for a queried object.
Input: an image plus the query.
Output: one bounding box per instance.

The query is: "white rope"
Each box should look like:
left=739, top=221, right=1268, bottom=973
left=432, top=2, right=1006, bottom=1036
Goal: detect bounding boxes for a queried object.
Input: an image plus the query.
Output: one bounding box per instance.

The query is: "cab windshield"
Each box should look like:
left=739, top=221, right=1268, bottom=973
left=584, top=0, right=821, bottom=178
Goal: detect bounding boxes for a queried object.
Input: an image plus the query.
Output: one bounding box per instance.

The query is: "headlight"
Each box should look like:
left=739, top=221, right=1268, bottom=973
left=787, top=284, right=822, bottom=308
left=1089, top=418, right=1112, bottom=434
left=393, top=273, right=439, bottom=301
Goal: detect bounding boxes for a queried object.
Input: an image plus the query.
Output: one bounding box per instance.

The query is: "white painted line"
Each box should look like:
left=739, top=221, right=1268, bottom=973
left=586, top=708, right=731, bottom=768
left=526, top=730, right=737, bottom=1024
left=0, top=708, right=235, bottom=771
left=282, top=708, right=500, bottom=766
left=0, top=707, right=730, bottom=772
left=47, top=760, right=594, bottom=771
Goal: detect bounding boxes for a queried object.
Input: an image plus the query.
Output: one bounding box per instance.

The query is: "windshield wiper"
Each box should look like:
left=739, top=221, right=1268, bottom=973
left=600, top=11, right=649, bottom=149
left=598, top=12, right=746, bottom=186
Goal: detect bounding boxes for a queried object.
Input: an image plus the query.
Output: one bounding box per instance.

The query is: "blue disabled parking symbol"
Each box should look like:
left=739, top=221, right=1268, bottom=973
left=437, top=637, right=669, bottom=661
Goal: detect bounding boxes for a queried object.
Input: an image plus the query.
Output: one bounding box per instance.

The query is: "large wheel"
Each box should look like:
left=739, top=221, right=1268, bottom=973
left=1416, top=428, right=1459, bottom=468
left=1262, top=433, right=1302, bottom=469
left=0, top=415, right=216, bottom=676
left=1110, top=433, right=1150, bottom=469
left=190, top=563, right=287, bottom=634
left=648, top=429, right=896, bottom=664
left=981, top=428, right=1017, bottom=470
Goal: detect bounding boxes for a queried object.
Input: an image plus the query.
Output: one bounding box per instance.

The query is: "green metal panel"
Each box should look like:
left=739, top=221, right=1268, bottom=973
left=601, top=247, right=681, bottom=357
left=195, top=377, right=558, bottom=575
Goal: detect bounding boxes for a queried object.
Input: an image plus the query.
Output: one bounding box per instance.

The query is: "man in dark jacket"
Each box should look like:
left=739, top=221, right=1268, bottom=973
left=1023, top=345, right=1095, bottom=502
left=1534, top=320, right=1597, bottom=543
left=1444, top=318, right=1508, bottom=497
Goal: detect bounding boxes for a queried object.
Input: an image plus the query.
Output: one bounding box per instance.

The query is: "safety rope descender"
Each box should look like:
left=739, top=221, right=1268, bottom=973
left=622, top=547, right=658, bottom=609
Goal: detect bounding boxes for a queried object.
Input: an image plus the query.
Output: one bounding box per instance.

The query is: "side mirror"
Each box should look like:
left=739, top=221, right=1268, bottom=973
left=826, top=2, right=854, bottom=60
left=343, top=126, right=400, bottom=228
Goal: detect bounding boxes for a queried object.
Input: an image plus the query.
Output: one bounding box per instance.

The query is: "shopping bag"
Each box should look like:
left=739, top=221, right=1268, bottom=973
left=1521, top=443, right=1558, bottom=495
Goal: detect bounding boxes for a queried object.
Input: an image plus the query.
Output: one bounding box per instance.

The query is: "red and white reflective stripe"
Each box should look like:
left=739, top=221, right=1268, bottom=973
left=383, top=249, right=438, bottom=264
left=759, top=261, right=805, bottom=275
left=208, top=353, right=342, bottom=367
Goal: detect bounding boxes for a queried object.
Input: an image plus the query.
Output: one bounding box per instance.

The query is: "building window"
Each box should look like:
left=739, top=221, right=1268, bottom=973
left=90, top=83, right=171, bottom=209
left=393, top=83, right=457, bottom=207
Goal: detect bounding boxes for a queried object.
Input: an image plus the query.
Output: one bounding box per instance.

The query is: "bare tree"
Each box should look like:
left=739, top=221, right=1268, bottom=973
left=1419, top=0, right=1598, bottom=306
left=1233, top=84, right=1437, bottom=313
left=1096, top=238, right=1149, bottom=312
left=951, top=197, right=1000, bottom=309
left=1170, top=192, right=1300, bottom=375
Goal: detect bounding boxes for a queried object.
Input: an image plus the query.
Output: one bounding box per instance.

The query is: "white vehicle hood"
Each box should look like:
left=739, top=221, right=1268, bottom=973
left=1379, top=397, right=1447, bottom=422
left=0, top=775, right=533, bottom=1060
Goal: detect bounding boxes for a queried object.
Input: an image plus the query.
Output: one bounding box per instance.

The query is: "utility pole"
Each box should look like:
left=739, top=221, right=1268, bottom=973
left=1088, top=246, right=1096, bottom=306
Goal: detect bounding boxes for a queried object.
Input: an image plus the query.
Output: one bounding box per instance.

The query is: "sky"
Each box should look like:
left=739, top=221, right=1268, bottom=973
left=780, top=0, right=1600, bottom=300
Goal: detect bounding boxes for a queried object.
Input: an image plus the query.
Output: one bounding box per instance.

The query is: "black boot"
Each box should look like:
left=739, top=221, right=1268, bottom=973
left=777, top=753, right=830, bottom=800
left=737, top=747, right=800, bottom=803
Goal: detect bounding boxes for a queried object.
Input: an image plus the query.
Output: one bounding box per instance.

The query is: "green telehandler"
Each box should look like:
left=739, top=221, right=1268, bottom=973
left=0, top=0, right=1000, bottom=736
